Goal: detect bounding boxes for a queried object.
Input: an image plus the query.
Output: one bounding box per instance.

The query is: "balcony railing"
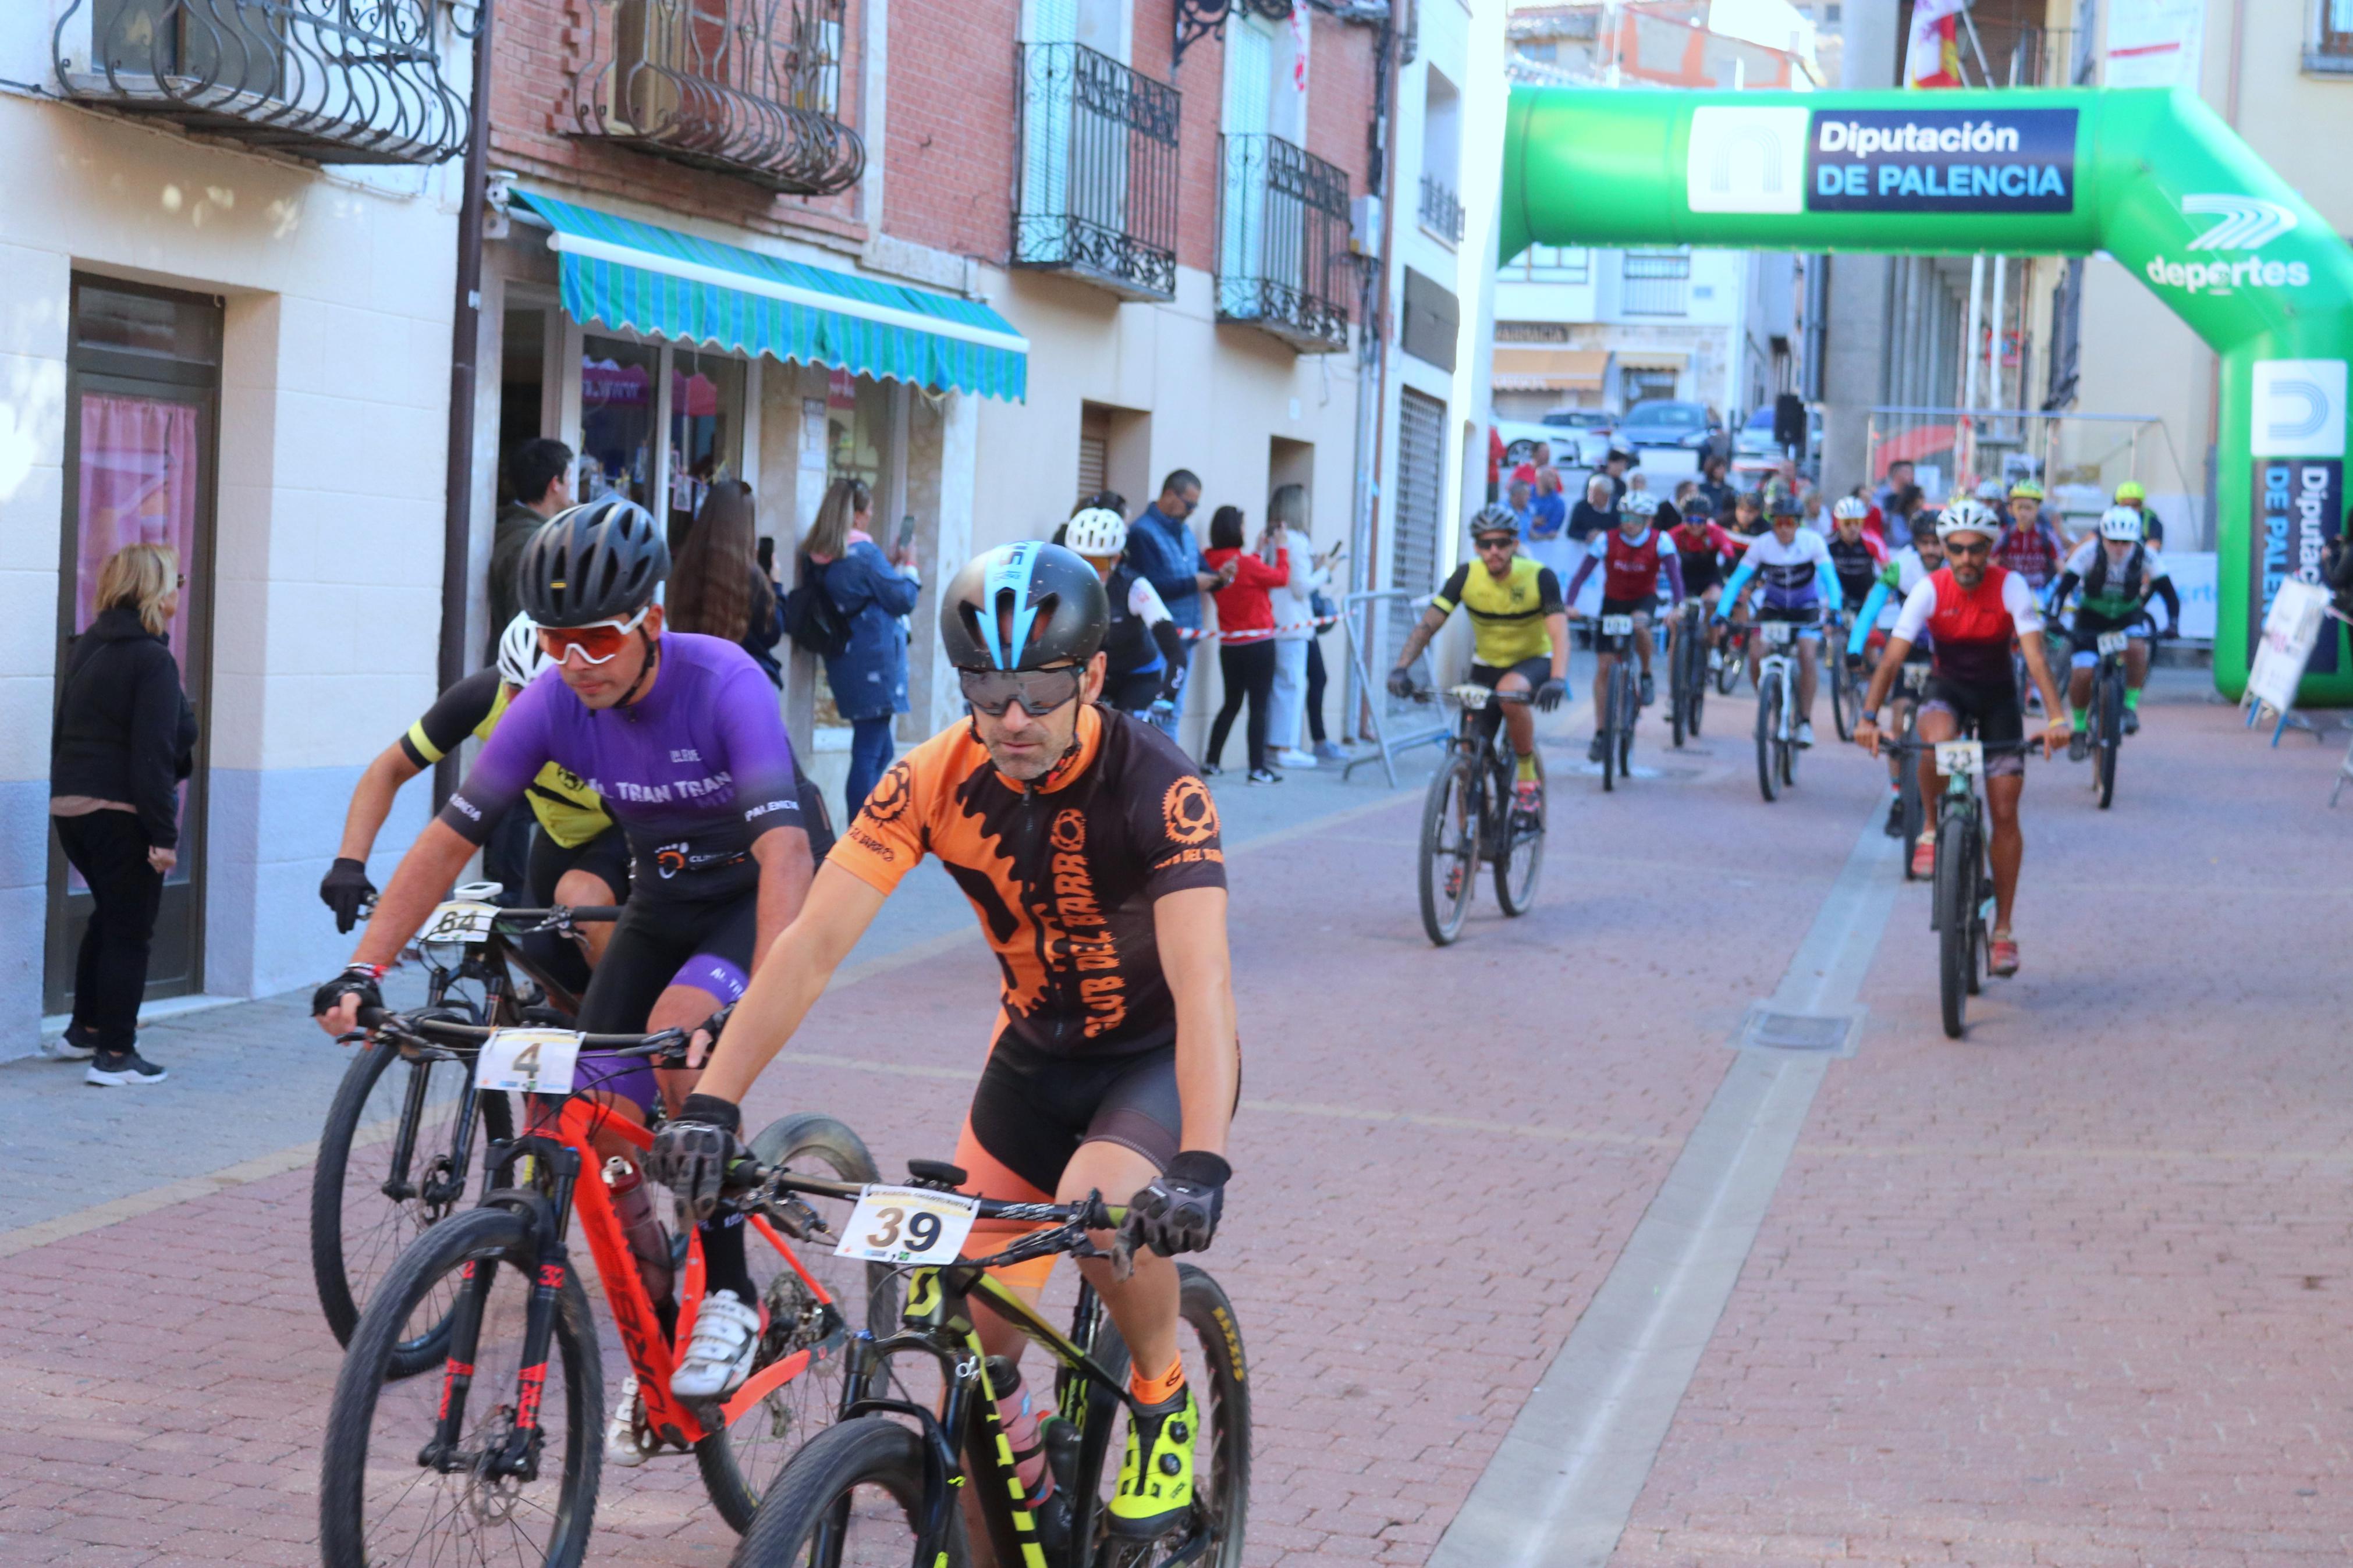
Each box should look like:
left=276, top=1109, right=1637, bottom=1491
left=1013, top=43, right=1180, bottom=301
left=1216, top=133, right=1350, bottom=354
left=572, top=0, right=864, bottom=195
left=1620, top=251, right=1691, bottom=317
left=51, top=0, right=471, bottom=165
left=1418, top=173, right=1464, bottom=244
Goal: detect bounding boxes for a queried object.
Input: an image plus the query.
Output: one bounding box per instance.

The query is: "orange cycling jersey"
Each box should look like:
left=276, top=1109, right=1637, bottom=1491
left=828, top=703, right=1227, bottom=1055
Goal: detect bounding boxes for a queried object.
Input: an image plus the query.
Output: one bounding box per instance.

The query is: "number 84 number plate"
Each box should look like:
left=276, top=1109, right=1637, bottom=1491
left=835, top=1185, right=980, bottom=1264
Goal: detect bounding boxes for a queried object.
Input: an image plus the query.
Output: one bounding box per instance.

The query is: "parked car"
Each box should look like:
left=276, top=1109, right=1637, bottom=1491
left=1538, top=408, right=1614, bottom=469
left=1615, top=399, right=1722, bottom=457
left=1494, top=418, right=1594, bottom=480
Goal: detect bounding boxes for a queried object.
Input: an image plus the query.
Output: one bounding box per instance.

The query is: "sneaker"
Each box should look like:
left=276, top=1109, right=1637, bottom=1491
left=1198, top=762, right=1222, bottom=777
left=1245, top=767, right=1281, bottom=785
left=1312, top=740, right=1346, bottom=763
left=2067, top=730, right=2089, bottom=763
left=1513, top=778, right=1543, bottom=814
left=1639, top=672, right=1656, bottom=706
left=670, top=1289, right=762, bottom=1399
left=1883, top=796, right=1904, bottom=838
left=2123, top=707, right=2140, bottom=735
left=40, top=1032, right=95, bottom=1062
left=1795, top=720, right=1815, bottom=747
left=1276, top=748, right=1318, bottom=769
left=1910, top=833, right=1937, bottom=880
left=605, top=1371, right=653, bottom=1467
left=1587, top=735, right=1606, bottom=763
left=1109, top=1385, right=1199, bottom=1539
left=86, top=1052, right=166, bottom=1086
left=1988, top=931, right=2021, bottom=977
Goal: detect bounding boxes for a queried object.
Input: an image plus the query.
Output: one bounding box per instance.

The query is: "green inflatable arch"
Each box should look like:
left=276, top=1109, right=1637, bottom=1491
left=1500, top=86, right=2353, bottom=702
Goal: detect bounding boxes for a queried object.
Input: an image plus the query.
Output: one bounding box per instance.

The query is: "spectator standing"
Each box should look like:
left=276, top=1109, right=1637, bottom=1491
left=1510, top=440, right=1552, bottom=489
left=1506, top=478, right=1536, bottom=537
left=1872, top=458, right=1915, bottom=517
left=1564, top=472, right=1619, bottom=618
left=804, top=477, right=920, bottom=822
left=1697, top=453, right=1737, bottom=521
left=669, top=480, right=785, bottom=685
left=1263, top=484, right=1328, bottom=770
left=486, top=438, right=574, bottom=650
left=1124, top=469, right=1231, bottom=739
left=1599, top=447, right=1634, bottom=504
left=47, top=543, right=197, bottom=1085
left=1524, top=468, right=1578, bottom=611
left=1200, top=506, right=1289, bottom=783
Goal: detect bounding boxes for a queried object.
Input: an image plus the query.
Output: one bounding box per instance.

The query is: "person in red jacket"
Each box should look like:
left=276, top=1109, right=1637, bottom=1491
left=1201, top=504, right=1291, bottom=782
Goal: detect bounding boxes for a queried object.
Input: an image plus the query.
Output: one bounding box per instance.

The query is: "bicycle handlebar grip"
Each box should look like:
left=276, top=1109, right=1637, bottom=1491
left=356, top=1005, right=386, bottom=1028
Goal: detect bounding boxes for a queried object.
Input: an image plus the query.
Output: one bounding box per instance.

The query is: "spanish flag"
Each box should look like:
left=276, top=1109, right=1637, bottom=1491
left=1905, top=0, right=1968, bottom=88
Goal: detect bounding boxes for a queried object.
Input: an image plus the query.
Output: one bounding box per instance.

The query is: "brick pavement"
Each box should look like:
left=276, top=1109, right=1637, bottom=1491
left=2, top=680, right=2337, bottom=1566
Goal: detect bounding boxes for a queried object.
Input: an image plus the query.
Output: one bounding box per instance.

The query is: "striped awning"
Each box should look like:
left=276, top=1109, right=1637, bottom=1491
left=1492, top=346, right=1607, bottom=393
left=514, top=190, right=1027, bottom=402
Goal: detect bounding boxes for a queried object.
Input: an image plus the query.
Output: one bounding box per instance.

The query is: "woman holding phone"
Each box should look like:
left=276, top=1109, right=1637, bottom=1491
left=805, top=478, right=921, bottom=821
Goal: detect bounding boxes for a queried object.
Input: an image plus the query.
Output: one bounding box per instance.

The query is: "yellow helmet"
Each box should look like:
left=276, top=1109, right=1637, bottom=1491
left=2007, top=479, right=2044, bottom=501
left=2115, top=481, right=2146, bottom=504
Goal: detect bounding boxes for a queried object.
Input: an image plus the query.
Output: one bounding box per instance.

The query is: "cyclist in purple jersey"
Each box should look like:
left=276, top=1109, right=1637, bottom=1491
left=313, top=498, right=815, bottom=1402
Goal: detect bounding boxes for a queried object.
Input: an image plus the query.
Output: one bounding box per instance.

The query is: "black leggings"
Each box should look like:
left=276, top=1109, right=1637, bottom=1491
left=1304, top=637, right=1329, bottom=744
left=1206, top=640, right=1277, bottom=771
left=53, top=811, right=165, bottom=1056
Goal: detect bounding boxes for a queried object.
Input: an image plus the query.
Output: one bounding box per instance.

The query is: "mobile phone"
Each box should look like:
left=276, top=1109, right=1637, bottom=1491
left=756, top=536, right=775, bottom=575
left=895, top=514, right=917, bottom=550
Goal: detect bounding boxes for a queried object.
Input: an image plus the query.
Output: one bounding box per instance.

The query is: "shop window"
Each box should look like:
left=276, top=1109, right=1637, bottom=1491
left=580, top=336, right=659, bottom=505
left=668, top=349, right=744, bottom=542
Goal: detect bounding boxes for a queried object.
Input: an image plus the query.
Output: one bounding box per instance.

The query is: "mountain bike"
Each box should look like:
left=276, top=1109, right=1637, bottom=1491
left=1715, top=618, right=1751, bottom=695
left=1593, top=613, right=1640, bottom=791
left=311, top=890, right=617, bottom=1367
left=318, top=1006, right=893, bottom=1567
left=1667, top=599, right=1707, bottom=746
left=1415, top=684, right=1543, bottom=945
left=2081, top=628, right=2131, bottom=809
left=1749, top=620, right=1807, bottom=802
left=1829, top=620, right=1867, bottom=742
left=1891, top=737, right=2033, bottom=1039
left=724, top=1156, right=1249, bottom=1568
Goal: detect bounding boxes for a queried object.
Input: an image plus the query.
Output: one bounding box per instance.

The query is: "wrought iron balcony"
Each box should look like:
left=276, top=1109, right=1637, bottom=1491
left=51, top=0, right=471, bottom=165
left=1012, top=43, right=1180, bottom=302
left=1418, top=173, right=1464, bottom=244
left=571, top=0, right=864, bottom=197
left=1216, top=133, right=1350, bottom=353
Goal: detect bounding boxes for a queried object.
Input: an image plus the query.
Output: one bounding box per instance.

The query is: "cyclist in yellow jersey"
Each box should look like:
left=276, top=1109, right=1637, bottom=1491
left=321, top=615, right=628, bottom=977
left=1387, top=504, right=1569, bottom=810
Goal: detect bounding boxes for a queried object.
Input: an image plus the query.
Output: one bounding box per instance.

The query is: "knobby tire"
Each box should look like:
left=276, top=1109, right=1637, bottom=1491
left=2096, top=668, right=2123, bottom=810
left=1935, top=816, right=1971, bottom=1038
left=1754, top=670, right=1781, bottom=802
left=1493, top=746, right=1545, bottom=917
left=726, top=1417, right=964, bottom=1568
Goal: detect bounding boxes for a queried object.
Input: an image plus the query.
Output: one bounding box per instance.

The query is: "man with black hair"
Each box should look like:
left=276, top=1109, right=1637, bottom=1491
left=487, top=438, right=576, bottom=643
left=1125, top=469, right=1234, bottom=739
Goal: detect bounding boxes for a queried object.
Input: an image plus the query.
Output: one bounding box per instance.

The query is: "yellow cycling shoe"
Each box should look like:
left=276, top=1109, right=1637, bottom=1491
left=1108, top=1385, right=1199, bottom=1538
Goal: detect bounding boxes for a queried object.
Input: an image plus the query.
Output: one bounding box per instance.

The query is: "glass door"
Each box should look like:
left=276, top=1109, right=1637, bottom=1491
left=47, top=277, right=222, bottom=1013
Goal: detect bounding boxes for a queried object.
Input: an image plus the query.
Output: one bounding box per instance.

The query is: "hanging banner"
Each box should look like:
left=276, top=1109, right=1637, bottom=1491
left=1904, top=0, right=1967, bottom=88
left=1806, top=108, right=2077, bottom=214
left=2105, top=0, right=2205, bottom=90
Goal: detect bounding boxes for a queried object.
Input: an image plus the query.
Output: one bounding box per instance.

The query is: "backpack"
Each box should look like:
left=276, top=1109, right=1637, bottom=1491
left=780, top=556, right=851, bottom=657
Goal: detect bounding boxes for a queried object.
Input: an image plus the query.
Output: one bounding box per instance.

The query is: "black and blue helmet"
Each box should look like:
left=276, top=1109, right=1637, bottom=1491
left=939, top=541, right=1109, bottom=671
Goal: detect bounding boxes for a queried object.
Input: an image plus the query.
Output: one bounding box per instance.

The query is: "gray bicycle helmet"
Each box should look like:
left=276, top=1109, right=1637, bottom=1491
left=939, top=542, right=1109, bottom=670
left=517, top=497, right=669, bottom=627
left=1470, top=503, right=1521, bottom=538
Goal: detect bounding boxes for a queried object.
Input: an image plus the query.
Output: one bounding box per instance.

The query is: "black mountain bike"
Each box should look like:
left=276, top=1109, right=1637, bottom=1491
left=1667, top=599, right=1707, bottom=746
left=310, top=891, right=618, bottom=1367
left=1829, top=626, right=1866, bottom=742
left=1751, top=621, right=1803, bottom=802
left=1416, top=685, right=1543, bottom=945
left=1893, top=736, right=2033, bottom=1038
left=1592, top=614, right=1640, bottom=790
left=2081, top=628, right=2131, bottom=809
left=726, top=1157, right=1250, bottom=1568
left=1715, top=620, right=1751, bottom=695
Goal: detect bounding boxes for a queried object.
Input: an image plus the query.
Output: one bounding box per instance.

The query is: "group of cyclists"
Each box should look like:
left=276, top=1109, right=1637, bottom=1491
left=310, top=498, right=1238, bottom=1539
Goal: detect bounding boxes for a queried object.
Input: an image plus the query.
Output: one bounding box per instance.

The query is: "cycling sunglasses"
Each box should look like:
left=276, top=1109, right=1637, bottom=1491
left=959, top=664, right=1085, bottom=717
left=1472, top=533, right=1518, bottom=553
left=1943, top=538, right=1993, bottom=559
left=538, top=604, right=652, bottom=666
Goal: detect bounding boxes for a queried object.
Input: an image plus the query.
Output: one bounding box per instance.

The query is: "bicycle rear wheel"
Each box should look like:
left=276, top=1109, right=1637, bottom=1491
left=1935, top=819, right=1971, bottom=1038
left=1493, top=749, right=1545, bottom=916
left=1417, top=754, right=1480, bottom=945
left=311, top=1036, right=513, bottom=1371
left=2096, top=670, right=2123, bottom=809
left=1831, top=657, right=1859, bottom=742
left=728, top=1415, right=965, bottom=1568
left=1754, top=671, right=1781, bottom=802
left=320, top=1204, right=601, bottom=1568
left=695, top=1113, right=897, bottom=1533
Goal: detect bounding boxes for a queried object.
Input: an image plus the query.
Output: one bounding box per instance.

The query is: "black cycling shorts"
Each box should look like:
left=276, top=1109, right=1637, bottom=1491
left=963, top=1030, right=1183, bottom=1198
left=1920, top=674, right=2025, bottom=777
left=570, top=888, right=758, bottom=1112
left=1471, top=656, right=1552, bottom=692
left=528, top=822, right=632, bottom=906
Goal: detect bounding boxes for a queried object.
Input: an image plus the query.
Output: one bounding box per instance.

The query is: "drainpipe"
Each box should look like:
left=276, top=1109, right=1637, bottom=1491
left=435, top=0, right=494, bottom=806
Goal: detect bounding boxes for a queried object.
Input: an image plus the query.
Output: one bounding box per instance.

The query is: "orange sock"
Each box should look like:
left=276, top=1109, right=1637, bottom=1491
left=1129, top=1355, right=1184, bottom=1407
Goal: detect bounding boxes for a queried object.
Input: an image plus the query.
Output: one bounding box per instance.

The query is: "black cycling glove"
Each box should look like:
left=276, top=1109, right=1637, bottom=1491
left=319, top=858, right=377, bottom=934
left=647, top=1093, right=747, bottom=1222
left=1386, top=667, right=1416, bottom=700
left=1534, top=677, right=1568, bottom=713
left=1121, top=1151, right=1231, bottom=1258
left=311, top=965, right=384, bottom=1027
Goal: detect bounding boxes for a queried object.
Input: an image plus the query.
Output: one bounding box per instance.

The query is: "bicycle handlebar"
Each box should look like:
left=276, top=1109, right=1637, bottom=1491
left=1883, top=736, right=2043, bottom=757
left=355, top=1005, right=693, bottom=1062
left=721, top=1157, right=1134, bottom=1272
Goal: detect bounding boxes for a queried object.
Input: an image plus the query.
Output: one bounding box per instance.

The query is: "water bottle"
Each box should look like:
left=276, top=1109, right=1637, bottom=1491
left=604, top=1158, right=674, bottom=1304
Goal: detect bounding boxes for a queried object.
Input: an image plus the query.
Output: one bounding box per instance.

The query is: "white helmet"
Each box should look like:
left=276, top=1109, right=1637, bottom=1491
left=497, top=613, right=552, bottom=689
left=1973, top=478, right=2006, bottom=503
left=1064, top=507, right=1128, bottom=558
left=1832, top=495, right=1869, bottom=522
left=2098, top=504, right=2143, bottom=543
left=1935, top=498, right=2000, bottom=543
left=1621, top=490, right=1659, bottom=517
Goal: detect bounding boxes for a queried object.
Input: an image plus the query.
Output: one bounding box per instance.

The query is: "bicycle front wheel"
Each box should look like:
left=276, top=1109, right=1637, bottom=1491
left=311, top=1037, right=513, bottom=1370
left=1417, top=753, right=1480, bottom=945
left=1831, top=657, right=1857, bottom=743
left=2096, top=670, right=2123, bottom=809
left=729, top=1416, right=964, bottom=1568
left=320, top=1204, right=601, bottom=1568
left=1754, top=671, right=1781, bottom=802
left=1615, top=664, right=1637, bottom=777
left=1934, top=822, right=1971, bottom=1039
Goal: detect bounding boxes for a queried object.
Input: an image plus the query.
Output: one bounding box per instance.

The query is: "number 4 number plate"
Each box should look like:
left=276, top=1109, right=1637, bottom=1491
left=1600, top=614, right=1634, bottom=636
left=2096, top=631, right=2130, bottom=655
left=474, top=1029, right=583, bottom=1094
left=834, top=1185, right=979, bottom=1265
left=1934, top=739, right=1983, bottom=776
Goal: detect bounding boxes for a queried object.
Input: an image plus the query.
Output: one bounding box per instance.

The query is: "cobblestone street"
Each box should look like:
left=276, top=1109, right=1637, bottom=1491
left=4, top=678, right=2350, bottom=1567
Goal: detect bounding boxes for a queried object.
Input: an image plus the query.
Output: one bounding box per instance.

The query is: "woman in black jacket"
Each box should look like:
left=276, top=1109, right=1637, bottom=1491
left=49, top=543, right=197, bottom=1085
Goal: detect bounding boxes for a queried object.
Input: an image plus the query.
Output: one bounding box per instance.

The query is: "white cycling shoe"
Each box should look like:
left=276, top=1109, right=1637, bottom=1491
left=1795, top=720, right=1816, bottom=747
left=605, top=1372, right=654, bottom=1467
left=670, top=1289, right=762, bottom=1400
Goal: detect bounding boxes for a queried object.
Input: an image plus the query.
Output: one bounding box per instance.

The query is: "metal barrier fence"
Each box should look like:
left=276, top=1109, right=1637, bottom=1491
left=1338, top=588, right=1449, bottom=788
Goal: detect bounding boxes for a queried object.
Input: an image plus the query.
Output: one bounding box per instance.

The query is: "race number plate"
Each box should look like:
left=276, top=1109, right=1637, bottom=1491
left=420, top=899, right=499, bottom=946
left=2096, top=631, right=2130, bottom=655
left=1934, top=739, right=1984, bottom=777
left=1600, top=614, right=1635, bottom=637
left=1449, top=683, right=1492, bottom=709
left=834, top=1185, right=980, bottom=1266
left=474, top=1029, right=583, bottom=1095
left=1759, top=621, right=1796, bottom=648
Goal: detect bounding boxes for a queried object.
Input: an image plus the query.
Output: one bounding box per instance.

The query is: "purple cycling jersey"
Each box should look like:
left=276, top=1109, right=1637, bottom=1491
left=441, top=632, right=801, bottom=898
